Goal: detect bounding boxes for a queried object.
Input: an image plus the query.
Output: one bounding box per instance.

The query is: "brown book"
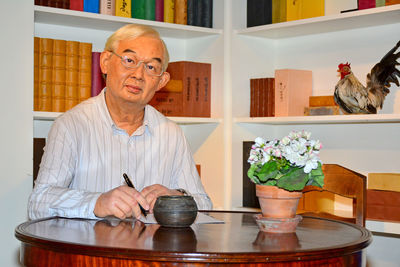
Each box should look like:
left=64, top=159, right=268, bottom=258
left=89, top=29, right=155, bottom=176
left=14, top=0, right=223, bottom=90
left=267, top=78, right=275, bottom=117
left=197, top=62, right=211, bottom=117
left=174, top=0, right=187, bottom=25
left=149, top=91, right=183, bottom=116
left=368, top=173, right=400, bottom=192
left=309, top=95, right=337, bottom=107
left=259, top=78, right=266, bottom=117
left=65, top=41, right=80, bottom=111
left=78, top=42, right=92, bottom=104
left=367, top=189, right=400, bottom=222
left=34, top=37, right=40, bottom=111
left=166, top=61, right=208, bottom=117
left=38, top=38, right=54, bottom=112
left=304, top=106, right=340, bottom=116
left=250, top=79, right=255, bottom=117
left=52, top=39, right=66, bottom=112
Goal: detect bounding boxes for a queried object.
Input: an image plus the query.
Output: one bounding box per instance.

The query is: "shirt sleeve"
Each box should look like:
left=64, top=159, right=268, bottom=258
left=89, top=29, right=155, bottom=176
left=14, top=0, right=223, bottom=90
left=28, top=117, right=101, bottom=220
left=171, top=127, right=213, bottom=210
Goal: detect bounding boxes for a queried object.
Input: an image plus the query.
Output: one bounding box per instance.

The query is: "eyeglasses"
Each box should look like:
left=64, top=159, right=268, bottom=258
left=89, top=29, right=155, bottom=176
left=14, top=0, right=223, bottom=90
left=111, top=51, right=164, bottom=77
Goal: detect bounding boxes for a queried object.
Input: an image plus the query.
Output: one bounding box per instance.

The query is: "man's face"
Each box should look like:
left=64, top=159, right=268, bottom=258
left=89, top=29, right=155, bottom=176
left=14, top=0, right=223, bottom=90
left=100, top=36, right=170, bottom=107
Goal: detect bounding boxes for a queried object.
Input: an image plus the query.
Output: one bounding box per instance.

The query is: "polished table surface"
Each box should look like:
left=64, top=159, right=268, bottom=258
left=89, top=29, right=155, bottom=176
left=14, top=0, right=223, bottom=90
left=15, top=211, right=372, bottom=266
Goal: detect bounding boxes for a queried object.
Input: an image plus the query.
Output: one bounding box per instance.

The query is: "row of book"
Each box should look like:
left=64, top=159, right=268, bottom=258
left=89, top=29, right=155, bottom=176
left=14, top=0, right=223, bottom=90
left=150, top=61, right=211, bottom=117
left=247, top=0, right=400, bottom=27
left=34, top=37, right=105, bottom=112
left=35, top=0, right=213, bottom=28
left=250, top=70, right=341, bottom=117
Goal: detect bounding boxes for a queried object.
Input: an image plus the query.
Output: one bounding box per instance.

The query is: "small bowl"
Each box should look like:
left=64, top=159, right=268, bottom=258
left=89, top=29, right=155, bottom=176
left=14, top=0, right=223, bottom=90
left=153, top=195, right=198, bottom=227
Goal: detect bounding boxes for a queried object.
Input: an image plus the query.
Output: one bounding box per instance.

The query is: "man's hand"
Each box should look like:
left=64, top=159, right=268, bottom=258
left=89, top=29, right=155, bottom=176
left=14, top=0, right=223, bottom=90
left=141, top=184, right=183, bottom=213
left=94, top=185, right=150, bottom=219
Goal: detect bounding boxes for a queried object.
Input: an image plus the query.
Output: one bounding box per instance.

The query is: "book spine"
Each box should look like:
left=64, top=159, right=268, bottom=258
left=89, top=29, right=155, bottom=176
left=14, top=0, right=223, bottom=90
left=52, top=39, right=67, bottom=112
left=385, top=0, right=400, bottom=5
left=91, top=52, right=105, bottom=97
left=144, top=0, right=156, bottom=20
left=194, top=0, right=202, bottom=26
left=300, top=0, right=324, bottom=19
left=287, top=0, right=301, bottom=21
left=358, top=0, right=376, bottom=9
left=100, top=0, right=115, bottom=15
left=254, top=79, right=260, bottom=117
left=83, top=0, right=100, bottom=13
left=250, top=79, right=255, bottom=117
left=187, top=0, right=195, bottom=26
left=309, top=96, right=338, bottom=107
left=155, top=0, right=164, bottom=22
left=34, top=37, right=40, bottom=111
left=65, top=41, right=80, bottom=111
left=70, top=0, right=84, bottom=11
left=268, top=78, right=275, bottom=117
left=376, top=0, right=386, bottom=6
left=38, top=38, right=54, bottom=112
left=259, top=79, right=265, bottom=117
left=132, top=0, right=146, bottom=19
left=164, top=0, right=174, bottom=23
left=201, top=0, right=213, bottom=28
left=174, top=0, right=187, bottom=25
left=247, top=0, right=271, bottom=27
left=201, top=63, right=211, bottom=117
left=272, top=0, right=286, bottom=23
left=149, top=91, right=183, bottom=116
left=78, top=42, right=92, bottom=104
left=116, top=0, right=132, bottom=17
left=35, top=0, right=49, bottom=6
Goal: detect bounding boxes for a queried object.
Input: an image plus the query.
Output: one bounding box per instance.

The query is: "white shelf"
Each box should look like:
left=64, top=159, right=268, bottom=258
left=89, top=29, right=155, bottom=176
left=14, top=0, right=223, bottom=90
left=34, top=5, right=222, bottom=39
left=234, top=113, right=400, bottom=125
left=33, top=111, right=221, bottom=125
left=236, top=5, right=400, bottom=39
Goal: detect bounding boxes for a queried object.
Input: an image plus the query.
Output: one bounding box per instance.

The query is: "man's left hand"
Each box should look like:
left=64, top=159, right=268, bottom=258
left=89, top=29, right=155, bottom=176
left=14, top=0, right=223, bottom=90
left=140, top=184, right=183, bottom=212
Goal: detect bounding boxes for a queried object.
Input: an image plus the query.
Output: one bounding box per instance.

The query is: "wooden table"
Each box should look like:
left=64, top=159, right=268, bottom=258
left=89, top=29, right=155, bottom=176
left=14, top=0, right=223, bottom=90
left=15, top=211, right=372, bottom=266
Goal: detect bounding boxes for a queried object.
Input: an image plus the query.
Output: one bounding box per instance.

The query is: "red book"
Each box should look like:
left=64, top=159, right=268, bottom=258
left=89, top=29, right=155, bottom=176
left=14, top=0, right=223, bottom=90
left=35, top=0, right=49, bottom=6
left=358, top=0, right=375, bottom=9
left=91, top=52, right=105, bottom=97
left=155, top=0, right=164, bottom=22
left=70, top=0, right=83, bottom=11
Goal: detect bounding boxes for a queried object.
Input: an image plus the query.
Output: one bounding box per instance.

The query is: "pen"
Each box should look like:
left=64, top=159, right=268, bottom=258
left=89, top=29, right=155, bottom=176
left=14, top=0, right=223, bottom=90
left=123, top=173, right=147, bottom=218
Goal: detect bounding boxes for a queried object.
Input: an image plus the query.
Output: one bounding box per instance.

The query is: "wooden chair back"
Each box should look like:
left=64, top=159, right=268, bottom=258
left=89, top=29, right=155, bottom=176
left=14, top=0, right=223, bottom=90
left=298, top=164, right=367, bottom=227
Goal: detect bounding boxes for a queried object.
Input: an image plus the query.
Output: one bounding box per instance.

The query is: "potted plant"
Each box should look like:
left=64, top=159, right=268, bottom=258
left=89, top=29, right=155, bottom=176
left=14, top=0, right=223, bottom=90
left=247, top=130, right=324, bottom=232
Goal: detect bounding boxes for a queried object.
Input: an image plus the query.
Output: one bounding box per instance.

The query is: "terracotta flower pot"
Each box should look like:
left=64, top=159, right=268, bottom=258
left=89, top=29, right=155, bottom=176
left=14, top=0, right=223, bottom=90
left=256, top=185, right=302, bottom=219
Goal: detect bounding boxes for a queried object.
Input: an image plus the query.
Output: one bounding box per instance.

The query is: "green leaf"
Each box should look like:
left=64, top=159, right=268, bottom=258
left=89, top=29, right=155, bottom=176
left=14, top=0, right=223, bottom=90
left=309, top=162, right=324, bottom=188
left=277, top=167, right=308, bottom=191
left=247, top=164, right=260, bottom=184
left=257, top=161, right=279, bottom=182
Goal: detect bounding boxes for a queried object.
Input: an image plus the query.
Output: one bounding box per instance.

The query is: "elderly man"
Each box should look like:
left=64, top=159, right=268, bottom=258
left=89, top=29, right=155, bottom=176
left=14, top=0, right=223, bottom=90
left=28, top=24, right=212, bottom=220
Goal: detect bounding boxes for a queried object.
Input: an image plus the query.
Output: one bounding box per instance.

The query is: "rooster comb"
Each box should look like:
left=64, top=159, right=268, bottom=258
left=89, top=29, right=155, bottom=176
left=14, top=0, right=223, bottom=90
left=338, top=62, right=351, bottom=69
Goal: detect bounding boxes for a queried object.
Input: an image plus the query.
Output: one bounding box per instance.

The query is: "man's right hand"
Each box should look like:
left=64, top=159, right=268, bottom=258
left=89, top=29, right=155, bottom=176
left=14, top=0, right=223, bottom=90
left=94, top=185, right=150, bottom=219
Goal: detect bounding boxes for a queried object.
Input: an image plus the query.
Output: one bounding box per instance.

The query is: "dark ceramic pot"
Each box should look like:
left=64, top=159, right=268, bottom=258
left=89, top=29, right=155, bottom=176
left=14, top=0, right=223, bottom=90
left=153, top=195, right=198, bottom=227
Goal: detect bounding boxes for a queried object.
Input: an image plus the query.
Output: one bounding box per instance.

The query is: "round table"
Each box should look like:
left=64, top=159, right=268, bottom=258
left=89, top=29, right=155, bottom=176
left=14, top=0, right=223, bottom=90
left=15, top=211, right=372, bottom=266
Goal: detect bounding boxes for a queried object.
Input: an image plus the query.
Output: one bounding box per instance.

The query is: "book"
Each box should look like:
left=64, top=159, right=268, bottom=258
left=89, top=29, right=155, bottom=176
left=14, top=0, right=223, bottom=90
left=34, top=37, right=40, bottom=111
left=187, top=0, right=196, bottom=26
left=164, top=0, right=174, bottom=23
left=91, top=52, right=105, bottom=97
left=304, top=106, right=340, bottom=116
left=274, top=69, right=312, bottom=117
left=149, top=91, right=184, bottom=116
left=78, top=42, right=92, bottom=104
left=358, top=0, right=376, bottom=9
left=100, top=0, right=115, bottom=15
left=272, top=0, right=323, bottom=23
left=155, top=0, right=164, bottom=21
left=83, top=0, right=100, bottom=13
left=65, top=41, right=80, bottom=111
left=52, top=39, right=67, bottom=112
left=250, top=78, right=274, bottom=117
left=116, top=0, right=132, bottom=17
left=367, top=189, right=400, bottom=222
left=368, top=173, right=400, bottom=192
left=267, top=78, right=275, bottom=117
left=385, top=0, right=400, bottom=5
left=300, top=0, right=324, bottom=19
left=132, top=0, right=155, bottom=20
left=38, top=38, right=54, bottom=112
left=201, top=0, right=213, bottom=28
left=174, top=0, right=187, bottom=25
left=309, top=95, right=337, bottom=107
left=35, top=0, right=49, bottom=6
left=376, top=0, right=386, bottom=6
left=247, top=0, right=272, bottom=27
left=70, top=0, right=84, bottom=11
left=272, top=0, right=288, bottom=23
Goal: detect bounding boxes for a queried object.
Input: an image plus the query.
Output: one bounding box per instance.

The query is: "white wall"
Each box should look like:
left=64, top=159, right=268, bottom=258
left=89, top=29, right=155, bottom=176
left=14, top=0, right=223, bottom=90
left=0, top=0, right=33, bottom=266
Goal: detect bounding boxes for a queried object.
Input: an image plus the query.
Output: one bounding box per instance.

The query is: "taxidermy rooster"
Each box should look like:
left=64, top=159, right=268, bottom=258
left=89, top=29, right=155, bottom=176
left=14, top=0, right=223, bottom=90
left=334, top=40, right=400, bottom=114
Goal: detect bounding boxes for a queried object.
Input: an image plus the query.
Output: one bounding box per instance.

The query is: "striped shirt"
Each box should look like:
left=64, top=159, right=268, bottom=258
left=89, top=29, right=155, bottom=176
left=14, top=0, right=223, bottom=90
left=28, top=89, right=212, bottom=220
